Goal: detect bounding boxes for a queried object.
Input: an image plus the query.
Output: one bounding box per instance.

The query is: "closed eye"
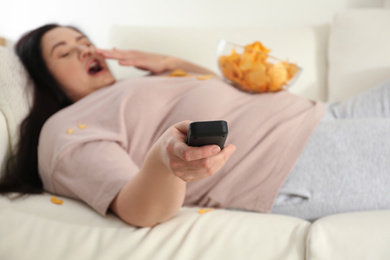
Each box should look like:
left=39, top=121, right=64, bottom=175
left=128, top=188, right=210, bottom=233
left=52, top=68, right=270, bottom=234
left=60, top=53, right=69, bottom=58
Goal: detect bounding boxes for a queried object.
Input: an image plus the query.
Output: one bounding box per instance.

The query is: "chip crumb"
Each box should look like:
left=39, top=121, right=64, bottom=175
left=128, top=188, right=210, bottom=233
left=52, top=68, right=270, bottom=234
left=50, top=195, right=63, bottom=205
left=66, top=128, right=74, bottom=135
left=198, top=208, right=214, bottom=214
left=78, top=123, right=88, bottom=129
left=196, top=75, right=214, bottom=80
left=168, top=69, right=189, bottom=77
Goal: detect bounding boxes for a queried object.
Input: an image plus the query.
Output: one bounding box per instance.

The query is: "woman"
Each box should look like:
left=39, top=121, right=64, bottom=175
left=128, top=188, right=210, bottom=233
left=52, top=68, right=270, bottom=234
left=1, top=24, right=390, bottom=227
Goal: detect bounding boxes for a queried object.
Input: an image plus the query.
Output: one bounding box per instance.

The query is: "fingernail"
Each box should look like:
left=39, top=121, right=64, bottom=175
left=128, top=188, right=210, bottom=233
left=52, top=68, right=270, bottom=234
left=212, top=146, right=221, bottom=154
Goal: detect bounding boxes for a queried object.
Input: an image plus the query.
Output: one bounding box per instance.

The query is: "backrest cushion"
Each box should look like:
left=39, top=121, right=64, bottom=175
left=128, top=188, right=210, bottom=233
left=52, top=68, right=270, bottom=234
left=107, top=26, right=329, bottom=101
left=328, top=9, right=390, bottom=101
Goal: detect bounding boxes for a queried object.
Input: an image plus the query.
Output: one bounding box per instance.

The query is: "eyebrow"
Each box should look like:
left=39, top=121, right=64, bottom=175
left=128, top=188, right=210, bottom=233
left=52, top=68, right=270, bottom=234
left=50, top=35, right=87, bottom=56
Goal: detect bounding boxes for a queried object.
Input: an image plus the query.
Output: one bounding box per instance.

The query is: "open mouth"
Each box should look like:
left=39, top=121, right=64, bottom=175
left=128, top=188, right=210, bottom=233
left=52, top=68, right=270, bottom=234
left=88, top=60, right=104, bottom=75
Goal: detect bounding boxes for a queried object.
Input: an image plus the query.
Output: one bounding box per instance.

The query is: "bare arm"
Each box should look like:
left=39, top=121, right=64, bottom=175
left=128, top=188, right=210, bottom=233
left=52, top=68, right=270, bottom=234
left=96, top=48, right=217, bottom=76
left=110, top=121, right=236, bottom=227
left=110, top=146, right=187, bottom=227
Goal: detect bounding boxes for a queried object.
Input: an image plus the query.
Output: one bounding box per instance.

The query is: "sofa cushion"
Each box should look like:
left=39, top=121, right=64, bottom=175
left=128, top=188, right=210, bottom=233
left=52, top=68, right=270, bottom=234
left=0, top=46, right=32, bottom=154
left=328, top=9, right=390, bottom=101
left=307, top=210, right=390, bottom=260
left=0, top=194, right=310, bottom=260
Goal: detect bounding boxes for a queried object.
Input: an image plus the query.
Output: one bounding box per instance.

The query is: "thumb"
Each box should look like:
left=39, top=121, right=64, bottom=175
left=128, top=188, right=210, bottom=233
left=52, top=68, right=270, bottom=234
left=174, top=120, right=192, bottom=135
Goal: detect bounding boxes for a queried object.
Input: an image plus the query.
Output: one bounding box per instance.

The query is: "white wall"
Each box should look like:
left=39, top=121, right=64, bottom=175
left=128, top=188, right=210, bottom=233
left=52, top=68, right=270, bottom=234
left=0, top=0, right=383, bottom=47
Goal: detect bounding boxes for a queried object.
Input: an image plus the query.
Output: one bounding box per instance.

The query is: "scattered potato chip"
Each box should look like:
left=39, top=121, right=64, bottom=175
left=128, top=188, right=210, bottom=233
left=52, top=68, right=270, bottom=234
left=66, top=128, right=74, bottom=135
left=50, top=195, right=63, bottom=205
left=198, top=208, right=214, bottom=214
left=169, top=69, right=189, bottom=77
left=168, top=69, right=215, bottom=81
left=78, top=123, right=88, bottom=129
left=218, top=41, right=299, bottom=93
left=196, top=75, right=214, bottom=80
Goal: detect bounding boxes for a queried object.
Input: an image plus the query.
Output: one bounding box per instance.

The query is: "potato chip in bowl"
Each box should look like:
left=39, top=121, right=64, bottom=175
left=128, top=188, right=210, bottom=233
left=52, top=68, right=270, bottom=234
left=217, top=40, right=301, bottom=93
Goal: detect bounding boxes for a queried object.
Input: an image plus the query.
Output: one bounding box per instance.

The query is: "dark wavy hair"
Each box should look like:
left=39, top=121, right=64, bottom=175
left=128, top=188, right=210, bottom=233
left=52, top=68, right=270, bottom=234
left=0, top=24, right=76, bottom=195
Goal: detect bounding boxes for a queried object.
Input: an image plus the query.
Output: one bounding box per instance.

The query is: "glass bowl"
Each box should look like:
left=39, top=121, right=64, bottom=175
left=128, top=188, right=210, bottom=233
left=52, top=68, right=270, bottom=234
left=217, top=39, right=301, bottom=93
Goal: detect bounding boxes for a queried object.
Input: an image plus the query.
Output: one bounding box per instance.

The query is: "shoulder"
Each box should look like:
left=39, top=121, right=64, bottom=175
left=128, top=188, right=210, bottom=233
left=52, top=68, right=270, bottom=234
left=38, top=79, right=140, bottom=168
left=42, top=78, right=137, bottom=127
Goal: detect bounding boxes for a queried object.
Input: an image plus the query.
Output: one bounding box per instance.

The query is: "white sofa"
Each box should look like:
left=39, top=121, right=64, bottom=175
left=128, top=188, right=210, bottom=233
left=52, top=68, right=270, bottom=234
left=2, top=7, right=390, bottom=260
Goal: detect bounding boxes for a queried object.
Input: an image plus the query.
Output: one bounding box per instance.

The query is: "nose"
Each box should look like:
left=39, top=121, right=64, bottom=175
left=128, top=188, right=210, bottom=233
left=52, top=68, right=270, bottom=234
left=78, top=44, right=95, bottom=60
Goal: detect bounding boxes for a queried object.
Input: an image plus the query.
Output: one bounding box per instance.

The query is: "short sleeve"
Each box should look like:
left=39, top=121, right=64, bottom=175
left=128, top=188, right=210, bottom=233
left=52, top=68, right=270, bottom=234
left=52, top=140, right=139, bottom=215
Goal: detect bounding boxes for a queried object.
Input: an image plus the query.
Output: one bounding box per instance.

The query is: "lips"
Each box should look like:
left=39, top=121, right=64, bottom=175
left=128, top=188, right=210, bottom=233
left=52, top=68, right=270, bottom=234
left=86, top=58, right=104, bottom=75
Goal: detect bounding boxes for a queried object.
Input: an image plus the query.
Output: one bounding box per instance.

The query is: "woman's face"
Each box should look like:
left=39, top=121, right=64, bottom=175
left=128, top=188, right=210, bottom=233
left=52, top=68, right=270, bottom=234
left=41, top=27, right=116, bottom=102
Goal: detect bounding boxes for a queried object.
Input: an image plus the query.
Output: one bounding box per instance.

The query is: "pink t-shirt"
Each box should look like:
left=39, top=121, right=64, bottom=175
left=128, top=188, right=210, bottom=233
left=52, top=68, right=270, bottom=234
left=38, top=75, right=324, bottom=215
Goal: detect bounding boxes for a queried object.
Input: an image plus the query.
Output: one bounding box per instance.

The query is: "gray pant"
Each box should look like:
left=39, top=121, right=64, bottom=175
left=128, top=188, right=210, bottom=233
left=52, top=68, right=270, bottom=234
left=271, top=79, right=390, bottom=221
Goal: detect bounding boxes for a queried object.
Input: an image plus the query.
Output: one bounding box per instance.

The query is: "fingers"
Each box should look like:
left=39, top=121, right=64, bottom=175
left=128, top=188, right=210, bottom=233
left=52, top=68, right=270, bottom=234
left=95, top=48, right=116, bottom=59
left=180, top=144, right=221, bottom=162
left=186, top=144, right=235, bottom=171
left=96, top=48, right=127, bottom=59
left=170, top=120, right=221, bottom=161
left=170, top=144, right=236, bottom=182
left=167, top=133, right=221, bottom=162
left=161, top=120, right=236, bottom=182
left=96, top=48, right=171, bottom=74
left=96, top=48, right=139, bottom=65
left=96, top=48, right=159, bottom=72
left=173, top=120, right=191, bottom=135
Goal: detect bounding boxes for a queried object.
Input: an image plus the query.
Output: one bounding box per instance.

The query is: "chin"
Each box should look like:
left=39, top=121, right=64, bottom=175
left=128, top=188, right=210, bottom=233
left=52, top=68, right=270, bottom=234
left=104, top=77, right=117, bottom=87
left=97, top=73, right=116, bottom=88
